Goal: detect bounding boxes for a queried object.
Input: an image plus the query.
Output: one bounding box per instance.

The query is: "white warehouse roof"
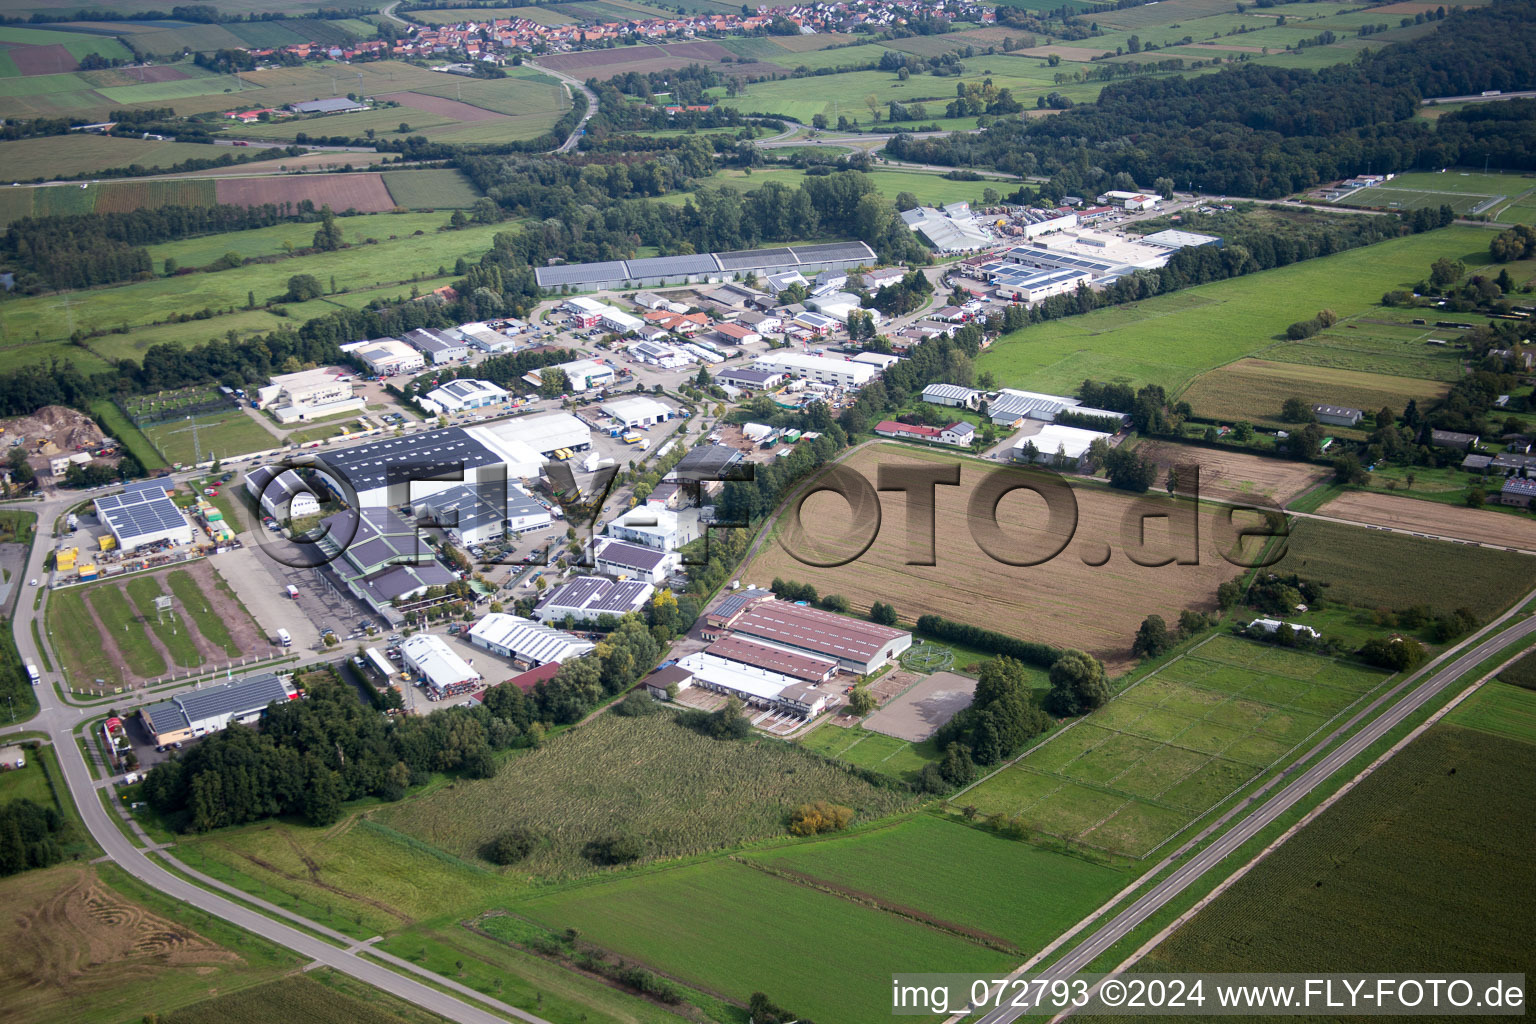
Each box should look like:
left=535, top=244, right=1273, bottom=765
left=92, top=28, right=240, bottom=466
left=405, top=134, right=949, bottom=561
left=468, top=613, right=594, bottom=664
left=401, top=634, right=479, bottom=692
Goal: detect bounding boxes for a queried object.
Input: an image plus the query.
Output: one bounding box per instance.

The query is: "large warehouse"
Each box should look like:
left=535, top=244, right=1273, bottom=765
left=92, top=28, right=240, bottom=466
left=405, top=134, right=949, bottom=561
left=470, top=412, right=591, bottom=459
left=95, top=480, right=194, bottom=550
left=401, top=634, right=480, bottom=698
left=141, top=672, right=296, bottom=745
left=534, top=576, right=655, bottom=625
left=533, top=242, right=877, bottom=292
left=244, top=465, right=321, bottom=520
left=601, top=397, right=673, bottom=429
left=468, top=613, right=593, bottom=667
left=751, top=352, right=877, bottom=388
left=318, top=426, right=511, bottom=508
left=726, top=600, right=911, bottom=674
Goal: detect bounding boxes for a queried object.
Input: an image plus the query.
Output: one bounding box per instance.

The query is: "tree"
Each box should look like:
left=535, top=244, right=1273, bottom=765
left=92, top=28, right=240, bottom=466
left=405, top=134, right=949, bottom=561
left=163, top=257, right=178, bottom=276
left=1280, top=397, right=1314, bottom=423
left=1429, top=256, right=1465, bottom=289
left=848, top=685, right=876, bottom=715
left=1216, top=578, right=1243, bottom=610
left=811, top=113, right=828, bottom=130
left=1153, top=176, right=1175, bottom=199
left=1132, top=614, right=1174, bottom=659
left=312, top=205, right=343, bottom=251
left=1103, top=446, right=1157, bottom=492
left=788, top=801, right=853, bottom=836
left=870, top=600, right=898, bottom=626
left=1233, top=421, right=1254, bottom=442
left=485, top=826, right=541, bottom=864
left=1332, top=453, right=1368, bottom=485
left=1046, top=649, right=1109, bottom=716
left=285, top=274, right=323, bottom=302
left=539, top=368, right=570, bottom=398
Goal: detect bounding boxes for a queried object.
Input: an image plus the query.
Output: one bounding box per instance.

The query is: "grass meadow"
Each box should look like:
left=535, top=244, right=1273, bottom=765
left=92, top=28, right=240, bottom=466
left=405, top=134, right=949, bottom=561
left=1444, top=681, right=1536, bottom=745
left=976, top=226, right=1495, bottom=398
left=743, top=814, right=1128, bottom=953
left=957, top=636, right=1389, bottom=858
left=142, top=409, right=280, bottom=464
left=162, top=972, right=448, bottom=1024
left=510, top=858, right=1019, bottom=1024
left=796, top=723, right=938, bottom=780
left=1128, top=721, right=1535, bottom=977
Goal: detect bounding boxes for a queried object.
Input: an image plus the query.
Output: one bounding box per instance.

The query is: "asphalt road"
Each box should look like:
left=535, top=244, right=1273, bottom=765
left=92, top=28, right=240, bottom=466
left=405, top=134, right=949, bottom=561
left=972, top=600, right=1536, bottom=1024
left=2, top=485, right=551, bottom=1024
left=530, top=63, right=599, bottom=153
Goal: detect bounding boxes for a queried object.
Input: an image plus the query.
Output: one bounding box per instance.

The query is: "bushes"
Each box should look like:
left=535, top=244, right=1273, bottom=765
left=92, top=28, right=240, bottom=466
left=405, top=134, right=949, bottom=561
left=935, top=658, right=1051, bottom=766
left=915, top=614, right=1060, bottom=669
left=787, top=801, right=854, bottom=836
left=583, top=834, right=644, bottom=865
left=611, top=689, right=659, bottom=716
left=1357, top=635, right=1426, bottom=671
left=677, top=696, right=751, bottom=740
left=870, top=601, right=898, bottom=626
left=485, top=826, right=542, bottom=865
left=1046, top=649, right=1110, bottom=717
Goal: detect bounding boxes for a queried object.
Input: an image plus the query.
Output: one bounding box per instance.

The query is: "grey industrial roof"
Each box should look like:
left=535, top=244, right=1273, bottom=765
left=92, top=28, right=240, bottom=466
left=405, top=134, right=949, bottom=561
left=709, top=587, right=772, bottom=621
left=706, top=635, right=836, bottom=682
left=361, top=562, right=456, bottom=601
left=670, top=444, right=748, bottom=481
left=591, top=580, right=653, bottom=613
left=1312, top=404, right=1363, bottom=418
left=144, top=672, right=290, bottom=733
left=404, top=328, right=464, bottom=354
left=95, top=485, right=186, bottom=542
left=597, top=540, right=667, bottom=572
left=318, top=507, right=432, bottom=571
left=716, top=367, right=782, bottom=385
left=322, top=427, right=502, bottom=496
left=536, top=259, right=630, bottom=288
left=1003, top=245, right=1121, bottom=273
left=792, top=241, right=876, bottom=263
left=416, top=483, right=503, bottom=537
left=922, top=383, right=981, bottom=401
left=624, top=253, right=719, bottom=277
left=717, top=246, right=796, bottom=271
left=538, top=576, right=650, bottom=616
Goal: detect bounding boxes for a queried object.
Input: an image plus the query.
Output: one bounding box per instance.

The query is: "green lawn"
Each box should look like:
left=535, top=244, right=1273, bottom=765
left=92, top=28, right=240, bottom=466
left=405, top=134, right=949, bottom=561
left=744, top=814, right=1126, bottom=953
left=44, top=584, right=128, bottom=689
left=976, top=225, right=1495, bottom=397
left=88, top=400, right=166, bottom=472
left=1444, top=681, right=1536, bottom=745
left=143, top=210, right=454, bottom=271
left=511, top=858, right=1018, bottom=1024
left=141, top=411, right=280, bottom=466
left=382, top=169, right=482, bottom=209
left=125, top=574, right=202, bottom=668
left=84, top=583, right=166, bottom=678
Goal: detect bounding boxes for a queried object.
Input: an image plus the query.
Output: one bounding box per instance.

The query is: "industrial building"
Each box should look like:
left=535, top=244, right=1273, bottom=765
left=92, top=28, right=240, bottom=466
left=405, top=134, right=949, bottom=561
left=668, top=444, right=746, bottom=484
left=423, top=379, right=510, bottom=414
left=1312, top=404, right=1364, bottom=428
left=1097, top=190, right=1160, bottom=211
left=986, top=388, right=1129, bottom=429
left=976, top=263, right=1092, bottom=303
left=723, top=599, right=911, bottom=675
left=706, top=635, right=837, bottom=683
left=806, top=291, right=880, bottom=325
left=244, top=465, right=321, bottom=520
left=316, top=508, right=457, bottom=616
left=459, top=322, right=521, bottom=353
left=527, top=358, right=615, bottom=393
left=751, top=352, right=877, bottom=388
left=1014, top=207, right=1078, bottom=238
left=468, top=613, right=593, bottom=667
left=401, top=634, right=480, bottom=697
left=351, top=338, right=425, bottom=375
left=608, top=504, right=686, bottom=551
left=469, top=411, right=590, bottom=459
left=593, top=538, right=671, bottom=583
left=715, top=367, right=785, bottom=391
left=95, top=480, right=194, bottom=550
left=289, top=97, right=366, bottom=114
left=922, top=383, right=983, bottom=410
left=712, top=321, right=762, bottom=345
left=900, top=205, right=993, bottom=252
left=601, top=397, right=673, bottom=429
left=629, top=339, right=693, bottom=368
left=255, top=367, right=364, bottom=424
left=1141, top=229, right=1222, bottom=250
left=141, top=673, right=296, bottom=745
left=533, top=576, right=655, bottom=625
left=668, top=651, right=831, bottom=717
left=403, top=327, right=468, bottom=365
left=318, top=426, right=510, bottom=508
left=1012, top=423, right=1113, bottom=468
left=533, top=241, right=876, bottom=292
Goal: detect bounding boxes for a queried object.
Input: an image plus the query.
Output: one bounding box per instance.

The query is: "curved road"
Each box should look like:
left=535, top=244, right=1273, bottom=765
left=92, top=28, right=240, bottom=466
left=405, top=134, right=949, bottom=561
left=4, top=485, right=549, bottom=1024
left=529, top=63, right=599, bottom=153
left=972, top=591, right=1536, bottom=1023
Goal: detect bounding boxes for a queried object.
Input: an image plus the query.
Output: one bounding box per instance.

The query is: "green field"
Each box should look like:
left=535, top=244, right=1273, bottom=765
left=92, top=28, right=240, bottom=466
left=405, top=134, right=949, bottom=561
left=166, top=568, right=240, bottom=655
left=0, top=134, right=301, bottom=181
left=796, top=723, right=938, bottom=779
left=375, top=713, right=917, bottom=876
left=744, top=814, right=1127, bottom=953
left=382, top=169, right=482, bottom=209
left=510, top=857, right=1019, bottom=1024
left=0, top=23, right=132, bottom=63
left=1444, top=680, right=1536, bottom=745
left=1284, top=518, right=1536, bottom=620
left=410, top=4, right=577, bottom=24
left=958, top=636, right=1387, bottom=858
left=126, top=573, right=202, bottom=668
left=976, top=226, right=1494, bottom=397
left=684, top=164, right=1013, bottom=208
left=0, top=176, right=219, bottom=227
left=142, top=409, right=280, bottom=465
left=163, top=972, right=451, bottom=1024
left=84, top=582, right=167, bottom=678
left=1131, top=720, right=1534, bottom=979
left=142, top=210, right=461, bottom=269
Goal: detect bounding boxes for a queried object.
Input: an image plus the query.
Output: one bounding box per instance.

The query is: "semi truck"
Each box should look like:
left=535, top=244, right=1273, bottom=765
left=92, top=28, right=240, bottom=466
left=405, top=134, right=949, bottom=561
left=276, top=628, right=291, bottom=647
left=25, top=664, right=39, bottom=685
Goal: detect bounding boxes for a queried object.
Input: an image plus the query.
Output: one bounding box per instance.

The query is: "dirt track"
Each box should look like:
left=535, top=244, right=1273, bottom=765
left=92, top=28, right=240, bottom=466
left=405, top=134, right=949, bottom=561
left=1137, top=441, right=1327, bottom=507
left=1318, top=490, right=1536, bottom=549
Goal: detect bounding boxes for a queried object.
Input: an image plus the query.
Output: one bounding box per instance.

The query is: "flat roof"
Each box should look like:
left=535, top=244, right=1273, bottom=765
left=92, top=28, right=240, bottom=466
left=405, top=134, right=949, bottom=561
left=401, top=634, right=478, bottom=689
left=730, top=600, right=908, bottom=663
left=322, top=427, right=502, bottom=496
left=95, top=485, right=187, bottom=543
left=596, top=539, right=668, bottom=572
left=143, top=672, right=291, bottom=733
left=468, top=613, right=593, bottom=663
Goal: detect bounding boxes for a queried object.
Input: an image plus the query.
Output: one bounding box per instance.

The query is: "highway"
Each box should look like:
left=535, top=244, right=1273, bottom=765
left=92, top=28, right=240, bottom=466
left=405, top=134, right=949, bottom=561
left=2, top=484, right=551, bottom=1024
left=972, top=597, right=1536, bottom=1024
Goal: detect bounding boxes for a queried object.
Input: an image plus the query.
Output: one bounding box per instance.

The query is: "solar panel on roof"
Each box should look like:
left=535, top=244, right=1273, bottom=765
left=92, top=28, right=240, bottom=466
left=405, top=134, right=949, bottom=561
left=623, top=253, right=720, bottom=277
left=534, top=261, right=629, bottom=287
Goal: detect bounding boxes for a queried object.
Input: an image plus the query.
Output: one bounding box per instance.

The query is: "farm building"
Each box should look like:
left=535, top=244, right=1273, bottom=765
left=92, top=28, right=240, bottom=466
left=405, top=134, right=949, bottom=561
left=403, top=328, right=468, bottom=365
left=1500, top=478, right=1536, bottom=507
left=423, top=379, right=510, bottom=414
left=289, top=97, right=367, bottom=114
left=594, top=538, right=671, bottom=583
left=1312, top=404, right=1364, bottom=428
left=706, top=634, right=837, bottom=683
left=1490, top=452, right=1536, bottom=476
left=1431, top=430, right=1480, bottom=450
left=751, top=352, right=876, bottom=388
left=875, top=420, right=942, bottom=442
left=244, top=465, right=321, bottom=520
left=255, top=367, right=363, bottom=424
left=1141, top=229, right=1222, bottom=250
left=715, top=367, right=785, bottom=391
left=401, top=634, right=480, bottom=697
left=1012, top=424, right=1113, bottom=468
left=471, top=411, right=591, bottom=460
left=532, top=576, right=655, bottom=625
left=725, top=599, right=911, bottom=675
left=533, top=242, right=876, bottom=291
left=527, top=358, right=615, bottom=393
left=1248, top=618, right=1321, bottom=639
left=95, top=480, right=194, bottom=550
left=468, top=613, right=593, bottom=667
left=923, top=383, right=983, bottom=410
left=601, top=397, right=673, bottom=429
left=353, top=338, right=425, bottom=376
left=941, top=422, right=976, bottom=447
left=141, top=673, right=296, bottom=745
left=701, top=588, right=775, bottom=635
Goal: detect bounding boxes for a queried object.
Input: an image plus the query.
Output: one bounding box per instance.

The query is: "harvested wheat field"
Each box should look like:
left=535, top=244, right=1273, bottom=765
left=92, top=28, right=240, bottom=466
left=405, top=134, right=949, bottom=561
left=746, top=444, right=1250, bottom=672
left=1317, top=491, right=1536, bottom=550
left=1136, top=441, right=1327, bottom=507
left=0, top=865, right=280, bottom=1023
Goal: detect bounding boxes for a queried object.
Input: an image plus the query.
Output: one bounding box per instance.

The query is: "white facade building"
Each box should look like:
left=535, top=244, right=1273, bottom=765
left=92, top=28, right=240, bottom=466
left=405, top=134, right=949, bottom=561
left=424, top=379, right=510, bottom=413
left=468, top=613, right=593, bottom=667
left=256, top=367, right=364, bottom=425
left=355, top=338, right=425, bottom=376
left=601, top=397, right=673, bottom=429
left=401, top=634, right=480, bottom=695
left=752, top=352, right=877, bottom=388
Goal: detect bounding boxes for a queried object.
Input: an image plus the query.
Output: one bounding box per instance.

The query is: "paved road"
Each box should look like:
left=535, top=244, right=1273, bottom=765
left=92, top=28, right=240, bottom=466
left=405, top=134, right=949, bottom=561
left=529, top=63, right=599, bottom=152
left=972, top=600, right=1536, bottom=1023
left=1421, top=89, right=1536, bottom=105
left=2, top=486, right=550, bottom=1024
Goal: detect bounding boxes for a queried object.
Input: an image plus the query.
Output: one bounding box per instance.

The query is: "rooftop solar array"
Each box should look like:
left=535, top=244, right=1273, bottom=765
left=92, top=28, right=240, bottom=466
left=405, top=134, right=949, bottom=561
left=322, top=427, right=502, bottom=495
left=95, top=486, right=188, bottom=542
left=590, top=580, right=654, bottom=613
left=597, top=540, right=667, bottom=572
left=535, top=243, right=878, bottom=287
left=143, top=673, right=290, bottom=734
left=1001, top=246, right=1121, bottom=274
